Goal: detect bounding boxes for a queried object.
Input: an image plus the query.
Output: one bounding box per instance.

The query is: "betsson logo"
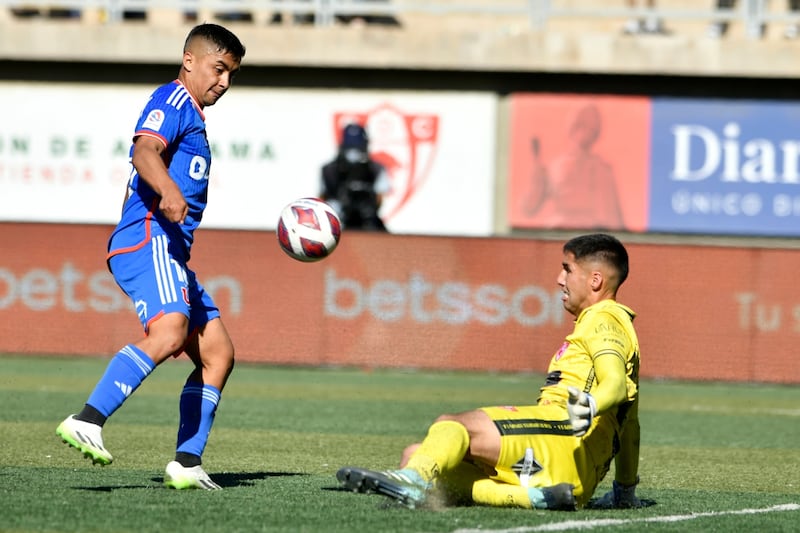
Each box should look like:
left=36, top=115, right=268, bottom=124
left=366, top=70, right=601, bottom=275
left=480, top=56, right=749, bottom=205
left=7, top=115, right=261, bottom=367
left=1, top=262, right=558, bottom=327
left=323, top=269, right=566, bottom=326
left=0, top=263, right=242, bottom=314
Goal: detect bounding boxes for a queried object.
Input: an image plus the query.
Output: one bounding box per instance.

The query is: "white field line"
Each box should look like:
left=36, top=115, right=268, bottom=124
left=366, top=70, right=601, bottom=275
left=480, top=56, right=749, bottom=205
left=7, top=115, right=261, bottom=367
left=688, top=405, right=800, bottom=417
left=452, top=503, right=800, bottom=533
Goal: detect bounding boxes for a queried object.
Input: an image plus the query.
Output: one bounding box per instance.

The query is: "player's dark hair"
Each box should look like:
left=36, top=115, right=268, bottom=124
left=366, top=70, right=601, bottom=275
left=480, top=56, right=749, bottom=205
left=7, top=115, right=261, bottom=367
left=564, top=233, right=629, bottom=285
left=184, top=23, right=246, bottom=61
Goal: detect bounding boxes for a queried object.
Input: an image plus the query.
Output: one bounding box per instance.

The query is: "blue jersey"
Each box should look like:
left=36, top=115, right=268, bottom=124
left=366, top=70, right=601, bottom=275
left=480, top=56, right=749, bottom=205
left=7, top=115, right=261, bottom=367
left=108, top=80, right=210, bottom=262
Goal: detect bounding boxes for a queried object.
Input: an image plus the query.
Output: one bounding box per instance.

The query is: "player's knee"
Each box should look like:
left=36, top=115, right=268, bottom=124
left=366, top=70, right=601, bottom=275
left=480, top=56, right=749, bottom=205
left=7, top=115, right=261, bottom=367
left=217, top=350, right=235, bottom=377
left=196, top=348, right=234, bottom=390
left=203, top=343, right=235, bottom=373
left=434, top=413, right=458, bottom=424
left=144, top=313, right=190, bottom=360
left=215, top=340, right=235, bottom=370
left=399, top=443, right=421, bottom=467
left=434, top=413, right=479, bottom=430
left=160, top=333, right=190, bottom=359
left=139, top=331, right=189, bottom=363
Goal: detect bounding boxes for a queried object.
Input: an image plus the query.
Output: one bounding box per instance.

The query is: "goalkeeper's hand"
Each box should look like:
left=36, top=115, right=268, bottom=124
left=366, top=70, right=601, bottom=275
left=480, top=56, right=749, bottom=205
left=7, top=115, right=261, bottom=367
left=588, top=479, right=642, bottom=509
left=567, top=386, right=596, bottom=436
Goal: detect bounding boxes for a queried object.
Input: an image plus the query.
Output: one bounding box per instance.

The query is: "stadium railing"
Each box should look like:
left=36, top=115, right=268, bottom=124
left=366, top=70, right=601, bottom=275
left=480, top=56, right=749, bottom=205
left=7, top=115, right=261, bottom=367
left=1, top=0, right=799, bottom=37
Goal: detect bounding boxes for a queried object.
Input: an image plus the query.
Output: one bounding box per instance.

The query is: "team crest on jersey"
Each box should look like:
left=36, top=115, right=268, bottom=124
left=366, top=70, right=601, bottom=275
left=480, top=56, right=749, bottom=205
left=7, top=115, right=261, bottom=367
left=554, top=341, right=569, bottom=361
left=143, top=109, right=165, bottom=131
left=332, top=103, right=439, bottom=221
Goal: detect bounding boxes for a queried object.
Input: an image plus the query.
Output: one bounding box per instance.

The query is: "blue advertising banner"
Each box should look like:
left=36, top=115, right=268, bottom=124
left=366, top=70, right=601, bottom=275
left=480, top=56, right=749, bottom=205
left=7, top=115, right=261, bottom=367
left=650, top=98, right=800, bottom=236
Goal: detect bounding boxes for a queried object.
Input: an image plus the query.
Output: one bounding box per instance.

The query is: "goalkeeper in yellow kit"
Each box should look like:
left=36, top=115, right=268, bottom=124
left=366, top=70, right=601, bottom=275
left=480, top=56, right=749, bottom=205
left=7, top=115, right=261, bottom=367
left=338, top=233, right=642, bottom=510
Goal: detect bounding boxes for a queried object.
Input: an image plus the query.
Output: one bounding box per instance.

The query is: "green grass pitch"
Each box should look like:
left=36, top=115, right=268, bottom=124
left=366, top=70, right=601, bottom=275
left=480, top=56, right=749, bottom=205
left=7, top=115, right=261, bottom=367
left=1, top=354, right=798, bottom=532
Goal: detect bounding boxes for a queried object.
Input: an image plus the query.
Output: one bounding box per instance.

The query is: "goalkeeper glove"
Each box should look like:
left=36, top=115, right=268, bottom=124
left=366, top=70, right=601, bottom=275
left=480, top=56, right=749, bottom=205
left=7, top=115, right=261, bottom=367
left=567, top=386, right=596, bottom=436
left=589, top=478, right=642, bottom=509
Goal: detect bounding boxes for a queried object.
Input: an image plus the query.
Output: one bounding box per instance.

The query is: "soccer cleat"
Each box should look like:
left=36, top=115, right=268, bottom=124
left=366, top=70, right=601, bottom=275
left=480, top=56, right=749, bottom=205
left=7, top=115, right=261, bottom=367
left=541, top=483, right=577, bottom=511
left=56, top=415, right=113, bottom=466
left=337, top=466, right=429, bottom=508
left=164, top=461, right=222, bottom=490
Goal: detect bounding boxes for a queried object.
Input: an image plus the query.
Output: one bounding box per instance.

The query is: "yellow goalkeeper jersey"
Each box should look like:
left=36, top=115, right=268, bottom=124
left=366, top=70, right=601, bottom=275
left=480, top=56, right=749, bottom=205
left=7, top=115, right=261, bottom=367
left=477, top=299, right=640, bottom=506
left=538, top=299, right=639, bottom=415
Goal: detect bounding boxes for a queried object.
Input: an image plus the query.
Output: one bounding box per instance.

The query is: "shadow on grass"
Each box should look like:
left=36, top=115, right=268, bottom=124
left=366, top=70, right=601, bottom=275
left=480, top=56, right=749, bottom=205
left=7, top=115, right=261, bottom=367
left=78, top=484, right=155, bottom=492
left=74, top=471, right=307, bottom=491
left=205, top=471, right=307, bottom=488
left=585, top=497, right=658, bottom=510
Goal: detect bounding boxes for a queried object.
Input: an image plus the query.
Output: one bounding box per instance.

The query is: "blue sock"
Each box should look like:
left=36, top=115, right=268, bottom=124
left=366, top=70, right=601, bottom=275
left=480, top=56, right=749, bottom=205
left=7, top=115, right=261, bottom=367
left=86, top=345, right=156, bottom=417
left=176, top=383, right=220, bottom=458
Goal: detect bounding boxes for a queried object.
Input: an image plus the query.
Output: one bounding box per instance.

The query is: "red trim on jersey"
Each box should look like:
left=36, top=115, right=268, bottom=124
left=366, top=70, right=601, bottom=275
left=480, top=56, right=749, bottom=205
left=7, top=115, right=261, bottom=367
left=106, top=198, right=157, bottom=260
left=133, top=130, right=168, bottom=148
left=144, top=310, right=165, bottom=334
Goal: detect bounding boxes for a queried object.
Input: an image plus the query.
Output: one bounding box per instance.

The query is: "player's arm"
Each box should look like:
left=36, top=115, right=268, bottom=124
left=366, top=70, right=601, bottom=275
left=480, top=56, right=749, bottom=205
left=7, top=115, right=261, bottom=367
left=131, top=135, right=188, bottom=224
left=567, top=352, right=627, bottom=436
left=567, top=315, right=630, bottom=436
left=614, top=398, right=639, bottom=486
left=587, top=398, right=642, bottom=509
left=590, top=351, right=628, bottom=414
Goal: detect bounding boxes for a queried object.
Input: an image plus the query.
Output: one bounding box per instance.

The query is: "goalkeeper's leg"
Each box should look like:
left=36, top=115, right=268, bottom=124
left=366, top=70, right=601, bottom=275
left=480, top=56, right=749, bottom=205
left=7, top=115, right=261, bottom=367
left=439, top=462, right=576, bottom=511
left=402, top=420, right=470, bottom=483
left=472, top=477, right=576, bottom=511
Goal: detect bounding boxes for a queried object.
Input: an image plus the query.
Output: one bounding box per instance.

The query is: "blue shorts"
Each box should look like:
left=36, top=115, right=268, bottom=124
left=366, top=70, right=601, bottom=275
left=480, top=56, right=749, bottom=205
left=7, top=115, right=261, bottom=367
left=108, top=233, right=220, bottom=334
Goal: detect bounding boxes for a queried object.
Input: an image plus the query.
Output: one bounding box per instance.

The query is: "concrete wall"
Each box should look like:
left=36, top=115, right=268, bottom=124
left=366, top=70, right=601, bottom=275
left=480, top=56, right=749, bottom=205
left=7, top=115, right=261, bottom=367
left=1, top=2, right=799, bottom=79
left=3, top=222, right=798, bottom=383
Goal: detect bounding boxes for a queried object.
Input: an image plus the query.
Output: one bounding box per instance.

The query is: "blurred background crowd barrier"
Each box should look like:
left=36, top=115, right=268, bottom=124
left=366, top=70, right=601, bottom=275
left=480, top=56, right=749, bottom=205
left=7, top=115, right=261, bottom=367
left=0, top=0, right=799, bottom=37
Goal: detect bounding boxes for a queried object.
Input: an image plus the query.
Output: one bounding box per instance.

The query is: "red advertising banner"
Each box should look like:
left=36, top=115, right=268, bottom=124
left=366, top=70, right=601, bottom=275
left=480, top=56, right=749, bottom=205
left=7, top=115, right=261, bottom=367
left=1, top=223, right=797, bottom=383
left=508, top=94, right=651, bottom=233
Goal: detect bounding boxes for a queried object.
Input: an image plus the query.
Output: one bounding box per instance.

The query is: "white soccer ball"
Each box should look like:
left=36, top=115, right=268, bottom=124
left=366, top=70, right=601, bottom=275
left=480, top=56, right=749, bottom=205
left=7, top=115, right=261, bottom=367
left=276, top=197, right=342, bottom=262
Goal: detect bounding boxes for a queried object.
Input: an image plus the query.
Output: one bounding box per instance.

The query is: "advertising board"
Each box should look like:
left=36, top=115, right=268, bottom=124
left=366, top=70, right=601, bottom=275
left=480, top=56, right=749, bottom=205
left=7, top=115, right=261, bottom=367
left=508, top=93, right=800, bottom=237
left=2, top=223, right=797, bottom=384
left=0, top=83, right=496, bottom=235
left=507, top=93, right=651, bottom=233
left=650, top=98, right=800, bottom=236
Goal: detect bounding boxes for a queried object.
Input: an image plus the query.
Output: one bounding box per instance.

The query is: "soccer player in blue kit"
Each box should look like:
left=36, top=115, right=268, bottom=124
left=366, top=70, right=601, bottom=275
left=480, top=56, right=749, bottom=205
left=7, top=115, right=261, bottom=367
left=56, top=23, right=245, bottom=490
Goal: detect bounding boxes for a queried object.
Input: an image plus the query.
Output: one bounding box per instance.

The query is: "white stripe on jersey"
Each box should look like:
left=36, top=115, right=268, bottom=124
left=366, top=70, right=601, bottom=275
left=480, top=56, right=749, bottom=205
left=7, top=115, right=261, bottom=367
left=166, top=85, right=190, bottom=110
left=152, top=236, right=166, bottom=304
left=151, top=235, right=178, bottom=305
left=171, top=258, right=187, bottom=283
left=159, top=235, right=178, bottom=303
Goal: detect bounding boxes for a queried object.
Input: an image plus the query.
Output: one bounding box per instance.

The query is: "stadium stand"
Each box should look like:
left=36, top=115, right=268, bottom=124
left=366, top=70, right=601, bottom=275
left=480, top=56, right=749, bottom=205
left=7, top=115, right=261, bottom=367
left=1, top=1, right=800, bottom=77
